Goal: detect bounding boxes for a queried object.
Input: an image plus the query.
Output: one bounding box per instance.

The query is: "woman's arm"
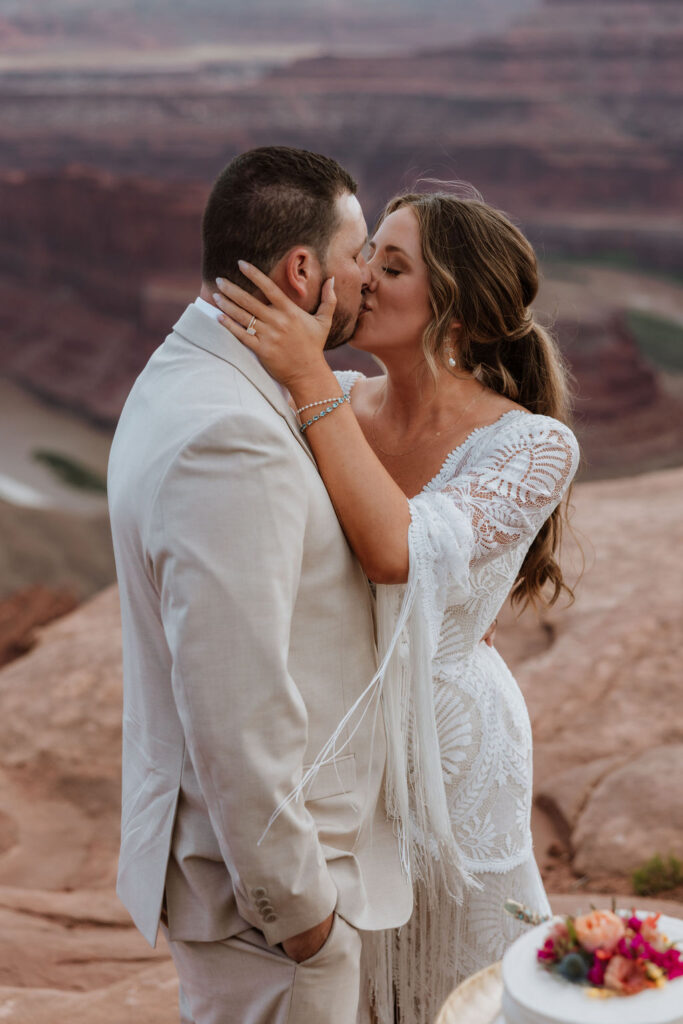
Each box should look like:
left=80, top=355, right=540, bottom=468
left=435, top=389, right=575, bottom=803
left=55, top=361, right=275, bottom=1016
left=213, top=266, right=411, bottom=583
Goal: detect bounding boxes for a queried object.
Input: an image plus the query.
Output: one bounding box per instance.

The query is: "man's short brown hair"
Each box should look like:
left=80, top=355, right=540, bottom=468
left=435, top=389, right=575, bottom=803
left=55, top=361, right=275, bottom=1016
left=202, top=146, right=357, bottom=292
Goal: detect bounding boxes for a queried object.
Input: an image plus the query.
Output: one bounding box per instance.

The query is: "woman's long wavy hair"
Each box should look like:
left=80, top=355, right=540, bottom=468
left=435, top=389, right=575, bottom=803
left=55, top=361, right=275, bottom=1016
left=379, top=190, right=578, bottom=609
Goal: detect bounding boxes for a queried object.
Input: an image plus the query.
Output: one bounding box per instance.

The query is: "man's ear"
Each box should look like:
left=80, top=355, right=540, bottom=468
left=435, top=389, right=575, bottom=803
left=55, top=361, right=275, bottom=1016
left=271, top=247, right=322, bottom=309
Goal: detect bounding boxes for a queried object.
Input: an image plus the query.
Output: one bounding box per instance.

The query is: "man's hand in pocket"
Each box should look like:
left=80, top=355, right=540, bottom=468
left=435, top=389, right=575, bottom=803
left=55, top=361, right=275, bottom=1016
left=282, top=912, right=334, bottom=962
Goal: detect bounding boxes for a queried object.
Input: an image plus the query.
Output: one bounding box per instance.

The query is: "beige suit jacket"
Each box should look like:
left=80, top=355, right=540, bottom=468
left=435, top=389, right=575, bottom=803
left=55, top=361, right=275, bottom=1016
left=108, top=304, right=412, bottom=948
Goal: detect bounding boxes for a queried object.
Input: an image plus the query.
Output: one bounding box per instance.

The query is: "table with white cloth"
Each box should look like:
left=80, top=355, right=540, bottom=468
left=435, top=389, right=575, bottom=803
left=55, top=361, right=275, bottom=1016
left=435, top=897, right=683, bottom=1024
left=435, top=962, right=503, bottom=1024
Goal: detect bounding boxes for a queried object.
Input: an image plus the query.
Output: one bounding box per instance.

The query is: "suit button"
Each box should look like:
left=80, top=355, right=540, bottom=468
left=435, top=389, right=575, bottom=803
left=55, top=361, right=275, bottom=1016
left=251, top=887, right=267, bottom=898
left=264, top=913, right=277, bottom=923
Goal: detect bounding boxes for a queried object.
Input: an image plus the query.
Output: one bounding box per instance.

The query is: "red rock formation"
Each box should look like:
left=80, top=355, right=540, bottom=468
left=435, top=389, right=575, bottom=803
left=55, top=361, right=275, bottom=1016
left=2, top=165, right=682, bottom=479
left=0, top=168, right=202, bottom=422
left=1, top=0, right=681, bottom=226
left=0, top=468, right=681, bottom=1018
left=0, top=166, right=204, bottom=319
left=560, top=312, right=659, bottom=422
left=0, top=585, right=78, bottom=668
left=0, top=0, right=682, bottom=474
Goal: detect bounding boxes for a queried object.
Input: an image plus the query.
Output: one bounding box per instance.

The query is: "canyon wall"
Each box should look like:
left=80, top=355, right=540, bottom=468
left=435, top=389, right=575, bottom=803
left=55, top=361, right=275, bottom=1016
left=1, top=0, right=681, bottom=472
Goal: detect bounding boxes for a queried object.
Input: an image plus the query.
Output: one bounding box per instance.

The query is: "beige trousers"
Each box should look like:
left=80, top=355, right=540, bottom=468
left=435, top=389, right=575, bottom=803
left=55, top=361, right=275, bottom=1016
left=163, top=913, right=363, bottom=1024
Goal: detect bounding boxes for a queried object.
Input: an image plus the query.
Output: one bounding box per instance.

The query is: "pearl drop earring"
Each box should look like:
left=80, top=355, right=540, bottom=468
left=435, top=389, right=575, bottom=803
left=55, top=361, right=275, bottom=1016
left=446, top=347, right=457, bottom=368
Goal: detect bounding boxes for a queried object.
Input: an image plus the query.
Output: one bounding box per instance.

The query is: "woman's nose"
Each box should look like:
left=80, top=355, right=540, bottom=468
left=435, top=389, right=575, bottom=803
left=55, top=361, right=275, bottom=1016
left=363, top=265, right=379, bottom=291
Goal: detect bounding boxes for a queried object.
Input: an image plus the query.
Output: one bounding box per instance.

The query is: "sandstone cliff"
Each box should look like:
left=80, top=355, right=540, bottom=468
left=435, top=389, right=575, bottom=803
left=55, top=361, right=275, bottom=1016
left=1, top=165, right=682, bottom=480
left=0, top=466, right=680, bottom=1018
left=1, top=0, right=682, bottom=478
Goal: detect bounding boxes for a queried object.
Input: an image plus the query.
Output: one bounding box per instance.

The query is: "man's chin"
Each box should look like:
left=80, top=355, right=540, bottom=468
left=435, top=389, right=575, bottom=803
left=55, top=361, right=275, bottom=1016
left=323, top=310, right=357, bottom=351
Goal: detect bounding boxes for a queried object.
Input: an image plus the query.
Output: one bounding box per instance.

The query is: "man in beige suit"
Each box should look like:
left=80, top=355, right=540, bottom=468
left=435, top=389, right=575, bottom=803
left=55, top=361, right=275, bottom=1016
left=108, top=147, right=412, bottom=1023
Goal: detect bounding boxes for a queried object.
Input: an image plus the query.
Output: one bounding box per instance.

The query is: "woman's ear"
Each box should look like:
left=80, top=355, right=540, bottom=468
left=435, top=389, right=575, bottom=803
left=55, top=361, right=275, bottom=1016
left=277, top=247, right=323, bottom=309
left=445, top=321, right=463, bottom=369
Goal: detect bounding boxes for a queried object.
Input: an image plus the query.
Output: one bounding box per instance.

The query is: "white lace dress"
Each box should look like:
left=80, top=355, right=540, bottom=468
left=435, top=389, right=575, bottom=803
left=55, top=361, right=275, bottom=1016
left=334, top=371, right=580, bottom=1024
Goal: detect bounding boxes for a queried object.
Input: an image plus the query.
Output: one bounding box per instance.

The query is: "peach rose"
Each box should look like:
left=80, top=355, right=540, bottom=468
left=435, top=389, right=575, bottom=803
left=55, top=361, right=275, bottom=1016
left=574, top=910, right=626, bottom=954
left=603, top=954, right=651, bottom=995
left=640, top=914, right=668, bottom=952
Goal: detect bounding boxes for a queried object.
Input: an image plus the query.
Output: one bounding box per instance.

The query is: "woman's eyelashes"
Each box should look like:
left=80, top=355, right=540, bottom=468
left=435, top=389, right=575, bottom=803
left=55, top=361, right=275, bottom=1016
left=382, top=266, right=401, bottom=277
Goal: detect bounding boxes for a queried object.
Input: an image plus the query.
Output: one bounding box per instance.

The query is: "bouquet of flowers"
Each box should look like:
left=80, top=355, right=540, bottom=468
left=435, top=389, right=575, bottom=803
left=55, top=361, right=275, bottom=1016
left=537, top=909, right=683, bottom=996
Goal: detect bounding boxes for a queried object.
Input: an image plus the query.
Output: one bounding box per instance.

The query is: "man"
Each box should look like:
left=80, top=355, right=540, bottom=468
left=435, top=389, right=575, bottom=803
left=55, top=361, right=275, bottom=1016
left=108, top=146, right=413, bottom=1024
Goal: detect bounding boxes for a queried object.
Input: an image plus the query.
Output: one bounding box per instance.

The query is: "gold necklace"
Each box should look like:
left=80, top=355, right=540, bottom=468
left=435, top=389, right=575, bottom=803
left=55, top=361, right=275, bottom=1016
left=370, top=382, right=487, bottom=458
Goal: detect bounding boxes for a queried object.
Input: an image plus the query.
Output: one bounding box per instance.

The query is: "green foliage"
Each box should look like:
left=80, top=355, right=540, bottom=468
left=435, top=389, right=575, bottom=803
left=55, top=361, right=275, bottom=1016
left=566, top=916, right=579, bottom=946
left=632, top=854, right=683, bottom=897
left=626, top=310, right=683, bottom=373
left=542, top=253, right=683, bottom=286
left=32, top=450, right=107, bottom=494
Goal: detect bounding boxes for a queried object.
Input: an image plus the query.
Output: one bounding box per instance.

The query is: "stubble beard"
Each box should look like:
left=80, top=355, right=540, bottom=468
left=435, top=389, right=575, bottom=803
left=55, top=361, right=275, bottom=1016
left=323, top=306, right=357, bottom=351
left=311, top=271, right=360, bottom=351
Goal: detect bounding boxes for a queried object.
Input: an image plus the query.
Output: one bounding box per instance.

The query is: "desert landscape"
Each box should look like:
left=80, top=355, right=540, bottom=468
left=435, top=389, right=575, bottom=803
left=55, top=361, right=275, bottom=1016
left=0, top=464, right=681, bottom=1021
left=0, top=0, right=682, bottom=1017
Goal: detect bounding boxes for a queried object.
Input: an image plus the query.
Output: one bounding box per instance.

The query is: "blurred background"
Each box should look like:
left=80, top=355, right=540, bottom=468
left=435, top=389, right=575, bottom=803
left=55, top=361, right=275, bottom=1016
left=1, top=0, right=683, bottom=611
left=0, top=1, right=682, bottom=1019
left=1, top=0, right=682, bottom=611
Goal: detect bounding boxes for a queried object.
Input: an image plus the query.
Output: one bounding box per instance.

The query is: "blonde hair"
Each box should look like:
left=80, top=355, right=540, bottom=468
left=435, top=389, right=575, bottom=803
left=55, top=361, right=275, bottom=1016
left=380, top=191, right=577, bottom=608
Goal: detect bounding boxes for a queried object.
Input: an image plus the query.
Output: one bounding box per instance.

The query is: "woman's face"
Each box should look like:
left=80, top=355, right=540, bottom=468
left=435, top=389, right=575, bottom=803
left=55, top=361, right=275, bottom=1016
left=350, top=205, right=434, bottom=360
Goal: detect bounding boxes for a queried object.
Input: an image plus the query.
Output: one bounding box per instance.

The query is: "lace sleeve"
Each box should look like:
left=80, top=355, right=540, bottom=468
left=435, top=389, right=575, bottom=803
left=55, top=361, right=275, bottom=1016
left=265, top=414, right=579, bottom=902
left=371, top=416, right=578, bottom=895
left=333, top=369, right=365, bottom=398
left=407, top=416, right=579, bottom=649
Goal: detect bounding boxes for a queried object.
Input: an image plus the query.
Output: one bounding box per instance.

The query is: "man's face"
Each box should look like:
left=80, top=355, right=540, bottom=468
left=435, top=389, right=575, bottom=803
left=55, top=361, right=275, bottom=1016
left=317, top=193, right=370, bottom=350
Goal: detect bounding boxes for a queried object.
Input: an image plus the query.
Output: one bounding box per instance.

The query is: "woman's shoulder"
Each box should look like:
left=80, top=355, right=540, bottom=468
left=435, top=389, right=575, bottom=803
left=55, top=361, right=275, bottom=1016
left=333, top=369, right=386, bottom=405
left=505, top=411, right=579, bottom=461
left=498, top=409, right=577, bottom=442
left=471, top=409, right=580, bottom=483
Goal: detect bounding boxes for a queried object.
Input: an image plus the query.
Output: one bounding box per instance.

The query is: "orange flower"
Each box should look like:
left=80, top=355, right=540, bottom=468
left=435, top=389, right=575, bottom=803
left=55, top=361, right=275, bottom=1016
left=575, top=910, right=626, bottom=954
left=603, top=955, right=651, bottom=995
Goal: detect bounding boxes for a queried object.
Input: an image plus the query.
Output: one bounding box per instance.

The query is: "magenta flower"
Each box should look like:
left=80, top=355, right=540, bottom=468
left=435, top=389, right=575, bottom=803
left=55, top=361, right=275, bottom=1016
left=587, top=956, right=607, bottom=986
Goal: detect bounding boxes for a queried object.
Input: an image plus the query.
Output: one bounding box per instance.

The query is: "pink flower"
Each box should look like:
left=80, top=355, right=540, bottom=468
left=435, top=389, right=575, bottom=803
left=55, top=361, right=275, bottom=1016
left=587, top=956, right=607, bottom=986
left=537, top=938, right=558, bottom=962
left=575, top=911, right=626, bottom=955
left=641, top=914, right=668, bottom=952
left=549, top=922, right=570, bottom=944
left=603, top=955, right=651, bottom=995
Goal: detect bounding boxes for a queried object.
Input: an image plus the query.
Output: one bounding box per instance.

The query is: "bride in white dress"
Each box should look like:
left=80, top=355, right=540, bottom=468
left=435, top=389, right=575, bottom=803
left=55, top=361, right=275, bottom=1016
left=213, top=190, right=579, bottom=1023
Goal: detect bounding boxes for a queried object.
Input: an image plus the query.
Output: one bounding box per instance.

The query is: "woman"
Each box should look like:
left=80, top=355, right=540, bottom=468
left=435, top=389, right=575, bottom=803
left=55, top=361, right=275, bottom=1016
left=212, top=191, right=580, bottom=1022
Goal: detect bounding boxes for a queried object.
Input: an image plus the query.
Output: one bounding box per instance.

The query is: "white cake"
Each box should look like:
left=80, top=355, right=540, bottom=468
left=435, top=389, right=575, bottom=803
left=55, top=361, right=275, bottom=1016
left=499, top=913, right=683, bottom=1024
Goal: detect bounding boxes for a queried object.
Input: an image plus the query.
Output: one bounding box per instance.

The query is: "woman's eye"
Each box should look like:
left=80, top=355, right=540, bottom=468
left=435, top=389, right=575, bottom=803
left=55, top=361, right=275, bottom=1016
left=382, top=266, right=401, bottom=277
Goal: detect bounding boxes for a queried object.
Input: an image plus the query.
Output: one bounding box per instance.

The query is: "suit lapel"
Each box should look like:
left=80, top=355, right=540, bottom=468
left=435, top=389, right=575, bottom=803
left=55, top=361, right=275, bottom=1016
left=172, top=304, right=315, bottom=465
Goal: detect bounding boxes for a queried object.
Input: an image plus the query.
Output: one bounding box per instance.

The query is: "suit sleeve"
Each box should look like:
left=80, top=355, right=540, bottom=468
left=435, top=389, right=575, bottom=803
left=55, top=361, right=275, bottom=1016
left=149, top=410, right=337, bottom=945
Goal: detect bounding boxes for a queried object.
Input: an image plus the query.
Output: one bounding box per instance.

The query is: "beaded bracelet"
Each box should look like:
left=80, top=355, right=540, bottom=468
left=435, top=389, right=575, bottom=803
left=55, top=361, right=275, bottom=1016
left=296, top=396, right=341, bottom=415
left=299, top=393, right=350, bottom=433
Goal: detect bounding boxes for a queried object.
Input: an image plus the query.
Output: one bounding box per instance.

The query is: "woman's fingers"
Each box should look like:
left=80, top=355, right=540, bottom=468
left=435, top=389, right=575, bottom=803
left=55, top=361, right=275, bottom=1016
left=215, top=276, right=270, bottom=322
left=217, top=312, right=260, bottom=353
left=212, top=291, right=261, bottom=329
left=315, top=277, right=337, bottom=329
left=237, top=260, right=296, bottom=311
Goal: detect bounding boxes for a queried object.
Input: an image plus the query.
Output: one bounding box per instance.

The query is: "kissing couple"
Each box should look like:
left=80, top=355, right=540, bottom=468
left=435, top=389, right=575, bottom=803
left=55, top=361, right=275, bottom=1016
left=108, top=146, right=579, bottom=1024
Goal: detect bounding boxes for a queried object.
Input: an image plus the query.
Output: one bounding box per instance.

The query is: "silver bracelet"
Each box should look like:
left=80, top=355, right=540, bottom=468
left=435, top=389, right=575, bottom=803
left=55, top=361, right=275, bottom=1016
left=295, top=396, right=342, bottom=415
left=299, top=394, right=350, bottom=433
